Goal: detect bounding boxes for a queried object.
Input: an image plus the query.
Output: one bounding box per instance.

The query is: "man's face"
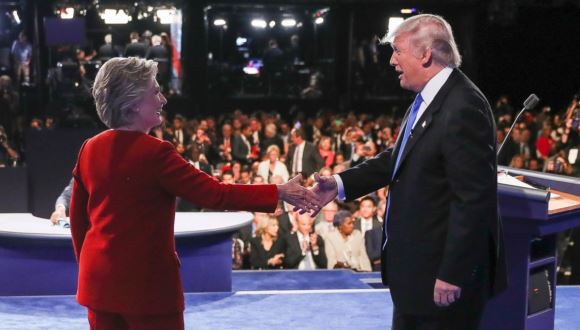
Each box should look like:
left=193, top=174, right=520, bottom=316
left=222, top=124, right=231, bottom=137
left=296, top=213, right=313, bottom=235
left=322, top=203, right=338, bottom=222
left=291, top=132, right=301, bottom=145
left=222, top=174, right=234, bottom=184
left=389, top=34, right=426, bottom=92
left=359, top=200, right=376, bottom=219
left=173, top=118, right=183, bottom=129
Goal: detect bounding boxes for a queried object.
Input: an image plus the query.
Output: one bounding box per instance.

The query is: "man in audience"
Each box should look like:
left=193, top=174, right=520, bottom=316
left=286, top=127, right=324, bottom=178
left=354, top=196, right=382, bottom=237
left=283, top=212, right=327, bottom=269
left=315, top=200, right=339, bottom=238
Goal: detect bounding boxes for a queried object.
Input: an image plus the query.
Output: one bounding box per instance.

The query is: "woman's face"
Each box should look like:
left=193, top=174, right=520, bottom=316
left=135, top=79, right=167, bottom=131
left=339, top=217, right=354, bottom=236
left=268, top=149, right=279, bottom=162
left=266, top=219, right=279, bottom=238
left=320, top=138, right=331, bottom=150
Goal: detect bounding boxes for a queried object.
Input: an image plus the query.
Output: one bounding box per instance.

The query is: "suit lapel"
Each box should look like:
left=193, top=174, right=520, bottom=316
left=392, top=69, right=462, bottom=179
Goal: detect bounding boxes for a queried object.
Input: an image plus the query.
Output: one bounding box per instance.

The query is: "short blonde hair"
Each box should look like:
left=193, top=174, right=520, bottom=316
left=266, top=145, right=280, bottom=156
left=92, top=57, right=158, bottom=128
left=383, top=14, right=462, bottom=68
left=255, top=216, right=278, bottom=237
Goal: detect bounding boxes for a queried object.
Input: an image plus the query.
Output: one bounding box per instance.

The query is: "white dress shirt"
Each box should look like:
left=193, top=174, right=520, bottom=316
left=334, top=67, right=454, bottom=200
left=292, top=142, right=306, bottom=174
left=297, top=231, right=318, bottom=270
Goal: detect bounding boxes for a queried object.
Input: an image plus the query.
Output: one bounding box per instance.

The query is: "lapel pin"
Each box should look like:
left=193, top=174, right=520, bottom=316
left=421, top=121, right=426, bottom=128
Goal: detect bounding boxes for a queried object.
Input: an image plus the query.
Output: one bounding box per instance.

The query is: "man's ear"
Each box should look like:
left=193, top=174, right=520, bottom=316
left=421, top=47, right=433, bottom=67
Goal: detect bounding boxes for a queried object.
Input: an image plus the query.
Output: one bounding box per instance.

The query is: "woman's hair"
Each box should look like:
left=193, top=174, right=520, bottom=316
left=333, top=210, right=352, bottom=228
left=266, top=145, right=280, bottom=156
left=92, top=57, right=158, bottom=128
left=255, top=216, right=278, bottom=237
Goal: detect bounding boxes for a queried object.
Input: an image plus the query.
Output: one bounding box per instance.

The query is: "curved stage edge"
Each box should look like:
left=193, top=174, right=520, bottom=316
left=0, top=212, right=252, bottom=296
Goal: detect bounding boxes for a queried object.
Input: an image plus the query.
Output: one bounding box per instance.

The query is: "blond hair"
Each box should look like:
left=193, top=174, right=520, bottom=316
left=382, top=14, right=461, bottom=68
left=255, top=216, right=278, bottom=237
left=92, top=57, right=158, bottom=128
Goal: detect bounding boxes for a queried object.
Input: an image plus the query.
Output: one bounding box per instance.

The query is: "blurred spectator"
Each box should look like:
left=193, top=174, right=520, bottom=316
left=215, top=123, right=233, bottom=164
left=536, top=126, right=555, bottom=160
left=324, top=210, right=371, bottom=272
left=283, top=212, right=327, bottom=269
left=354, top=196, right=381, bottom=237
left=315, top=200, right=339, bottom=238
left=249, top=216, right=285, bottom=270
left=318, top=136, right=335, bottom=168
left=509, top=154, right=525, bottom=169
left=125, top=32, right=148, bottom=58
left=170, top=114, right=189, bottom=146
left=286, top=127, right=324, bottom=178
left=0, top=125, right=19, bottom=167
left=11, top=32, right=32, bottom=85
left=257, top=145, right=289, bottom=183
left=260, top=123, right=284, bottom=158
left=0, top=75, right=19, bottom=135
left=187, top=144, right=212, bottom=175
left=98, top=34, right=122, bottom=61
left=232, top=123, right=256, bottom=165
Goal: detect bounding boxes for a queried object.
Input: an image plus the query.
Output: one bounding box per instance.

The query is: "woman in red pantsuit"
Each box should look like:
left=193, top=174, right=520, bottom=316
left=69, top=57, right=318, bottom=329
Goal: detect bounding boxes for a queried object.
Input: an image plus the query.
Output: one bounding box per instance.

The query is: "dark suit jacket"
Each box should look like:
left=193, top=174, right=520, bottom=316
left=249, top=236, right=285, bottom=270
left=232, top=135, right=252, bottom=165
left=283, top=232, right=327, bottom=269
left=338, top=69, right=507, bottom=315
left=124, top=42, right=148, bottom=58
left=354, top=216, right=382, bottom=233
left=364, top=227, right=382, bottom=272
left=286, top=142, right=324, bottom=177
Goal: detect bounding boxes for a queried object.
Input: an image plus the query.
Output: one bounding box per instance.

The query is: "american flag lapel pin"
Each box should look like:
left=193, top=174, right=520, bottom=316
left=421, top=121, right=426, bottom=128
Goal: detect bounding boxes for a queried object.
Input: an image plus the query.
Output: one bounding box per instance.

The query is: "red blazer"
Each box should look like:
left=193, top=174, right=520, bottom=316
left=70, top=130, right=277, bottom=315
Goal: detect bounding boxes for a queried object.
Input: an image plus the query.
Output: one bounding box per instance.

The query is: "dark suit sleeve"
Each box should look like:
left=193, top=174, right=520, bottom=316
left=286, top=146, right=294, bottom=171
left=338, top=149, right=394, bottom=201
left=249, top=237, right=268, bottom=270
left=313, top=236, right=327, bottom=269
left=365, top=228, right=381, bottom=262
left=312, top=145, right=324, bottom=172
left=283, top=235, right=302, bottom=269
left=231, top=136, right=246, bottom=162
left=438, top=97, right=496, bottom=287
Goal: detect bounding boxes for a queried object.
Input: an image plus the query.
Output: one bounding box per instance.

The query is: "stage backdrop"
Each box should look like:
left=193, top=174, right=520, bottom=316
left=26, top=129, right=102, bottom=218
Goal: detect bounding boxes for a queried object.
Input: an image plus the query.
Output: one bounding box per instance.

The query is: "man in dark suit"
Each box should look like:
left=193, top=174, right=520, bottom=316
left=286, top=127, right=324, bottom=178
left=283, top=212, right=327, bottom=269
left=312, top=14, right=506, bottom=329
left=232, top=123, right=255, bottom=165
left=354, top=196, right=382, bottom=236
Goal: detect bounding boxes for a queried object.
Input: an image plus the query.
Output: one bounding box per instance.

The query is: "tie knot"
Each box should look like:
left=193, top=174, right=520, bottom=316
left=412, top=93, right=423, bottom=113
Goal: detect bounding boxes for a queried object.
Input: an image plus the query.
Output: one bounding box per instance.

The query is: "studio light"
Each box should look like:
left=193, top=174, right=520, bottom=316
left=400, top=8, right=417, bottom=14
left=388, top=17, right=404, bottom=32
left=100, top=9, right=131, bottom=24
left=281, top=18, right=296, bottom=28
left=156, top=8, right=176, bottom=24
left=251, top=19, right=267, bottom=29
left=269, top=20, right=276, bottom=28
left=214, top=18, right=226, bottom=26
left=12, top=10, right=21, bottom=24
left=60, top=7, right=74, bottom=19
left=314, top=17, right=324, bottom=25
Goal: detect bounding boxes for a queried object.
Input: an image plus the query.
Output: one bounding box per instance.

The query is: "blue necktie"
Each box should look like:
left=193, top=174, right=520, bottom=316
left=383, top=93, right=423, bottom=250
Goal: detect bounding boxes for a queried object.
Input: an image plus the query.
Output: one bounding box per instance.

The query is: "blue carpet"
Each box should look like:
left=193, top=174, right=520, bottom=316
left=0, top=271, right=579, bottom=329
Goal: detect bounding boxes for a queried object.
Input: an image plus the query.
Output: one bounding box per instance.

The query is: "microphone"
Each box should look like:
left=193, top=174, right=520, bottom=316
left=497, top=94, right=540, bottom=156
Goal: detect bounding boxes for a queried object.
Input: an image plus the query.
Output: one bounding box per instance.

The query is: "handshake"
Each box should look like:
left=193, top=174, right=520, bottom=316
left=276, top=173, right=338, bottom=216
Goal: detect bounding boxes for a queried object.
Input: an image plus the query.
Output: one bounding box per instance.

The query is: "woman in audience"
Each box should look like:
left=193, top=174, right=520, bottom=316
left=250, top=216, right=285, bottom=270
left=257, top=145, right=289, bottom=183
left=324, top=210, right=372, bottom=272
left=318, top=136, right=335, bottom=168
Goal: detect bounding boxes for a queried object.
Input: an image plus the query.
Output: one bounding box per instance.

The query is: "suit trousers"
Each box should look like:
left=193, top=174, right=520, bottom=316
left=391, top=284, right=489, bottom=330
left=88, top=308, right=184, bottom=330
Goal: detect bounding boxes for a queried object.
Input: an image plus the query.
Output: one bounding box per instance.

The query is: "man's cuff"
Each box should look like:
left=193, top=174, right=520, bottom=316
left=333, top=174, right=346, bottom=201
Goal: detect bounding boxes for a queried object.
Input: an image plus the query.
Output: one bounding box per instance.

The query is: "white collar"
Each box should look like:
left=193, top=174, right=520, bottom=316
left=419, top=67, right=453, bottom=107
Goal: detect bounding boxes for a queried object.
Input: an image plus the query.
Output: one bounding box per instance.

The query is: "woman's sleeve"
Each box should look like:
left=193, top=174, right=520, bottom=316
left=69, top=141, right=90, bottom=263
left=157, top=141, right=278, bottom=212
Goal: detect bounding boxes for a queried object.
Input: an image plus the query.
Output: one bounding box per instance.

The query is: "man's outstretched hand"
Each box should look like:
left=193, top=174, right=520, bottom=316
left=309, top=173, right=339, bottom=216
left=277, top=175, right=321, bottom=215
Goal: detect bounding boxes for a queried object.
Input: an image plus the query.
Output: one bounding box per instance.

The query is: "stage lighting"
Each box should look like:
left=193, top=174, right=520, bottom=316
left=281, top=18, right=296, bottom=28
left=157, top=8, right=176, bottom=24
left=269, top=20, right=276, bottom=28
left=251, top=19, right=267, bottom=29
left=236, top=37, right=248, bottom=46
left=388, top=17, right=404, bottom=32
left=100, top=9, right=131, bottom=24
left=314, top=17, right=324, bottom=25
left=214, top=18, right=226, bottom=26
left=60, top=7, right=74, bottom=19
left=400, top=8, right=417, bottom=14
left=12, top=10, right=21, bottom=24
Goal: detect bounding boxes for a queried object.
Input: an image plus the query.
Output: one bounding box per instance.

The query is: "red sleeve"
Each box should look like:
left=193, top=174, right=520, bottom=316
left=156, top=141, right=278, bottom=213
left=69, top=141, right=90, bottom=263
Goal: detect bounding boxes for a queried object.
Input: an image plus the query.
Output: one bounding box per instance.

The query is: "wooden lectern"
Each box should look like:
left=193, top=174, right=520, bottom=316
left=481, top=166, right=580, bottom=330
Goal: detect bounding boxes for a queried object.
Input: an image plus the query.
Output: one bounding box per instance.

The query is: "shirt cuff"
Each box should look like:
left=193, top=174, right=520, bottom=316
left=333, top=174, right=346, bottom=201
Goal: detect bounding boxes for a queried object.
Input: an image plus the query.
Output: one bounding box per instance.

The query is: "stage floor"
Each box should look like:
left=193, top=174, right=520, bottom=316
left=0, top=270, right=578, bottom=329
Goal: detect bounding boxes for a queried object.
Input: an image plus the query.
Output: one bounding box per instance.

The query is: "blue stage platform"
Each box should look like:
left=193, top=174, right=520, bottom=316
left=0, top=270, right=578, bottom=329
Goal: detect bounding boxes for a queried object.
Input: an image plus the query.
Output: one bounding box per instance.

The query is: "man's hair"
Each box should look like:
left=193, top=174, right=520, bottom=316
left=382, top=14, right=461, bottom=68
left=359, top=196, right=377, bottom=207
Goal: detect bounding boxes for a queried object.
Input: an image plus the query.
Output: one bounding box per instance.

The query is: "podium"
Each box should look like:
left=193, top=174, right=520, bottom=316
left=482, top=166, right=580, bottom=330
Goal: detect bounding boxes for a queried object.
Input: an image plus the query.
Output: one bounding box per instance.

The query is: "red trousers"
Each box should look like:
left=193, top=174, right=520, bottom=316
left=88, top=308, right=184, bottom=330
